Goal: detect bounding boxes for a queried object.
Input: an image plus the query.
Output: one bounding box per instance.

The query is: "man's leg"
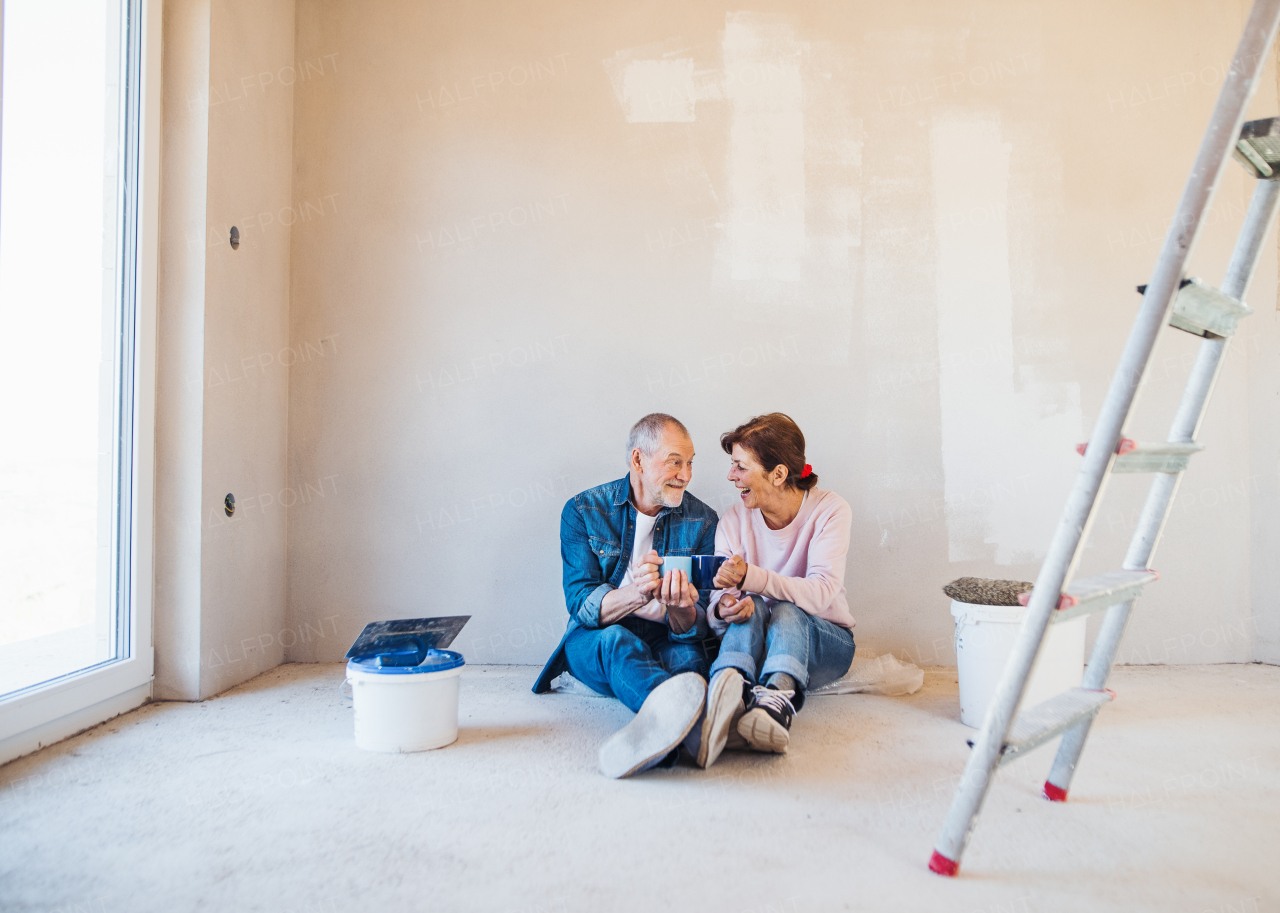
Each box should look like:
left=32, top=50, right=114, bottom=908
left=646, top=629, right=711, bottom=680
left=684, top=600, right=768, bottom=768
left=563, top=620, right=671, bottom=714
left=642, top=623, right=730, bottom=768
left=564, top=619, right=707, bottom=778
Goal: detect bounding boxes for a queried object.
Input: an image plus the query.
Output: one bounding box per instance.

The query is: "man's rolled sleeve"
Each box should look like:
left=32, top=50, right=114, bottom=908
left=560, top=497, right=612, bottom=630
left=575, top=583, right=612, bottom=630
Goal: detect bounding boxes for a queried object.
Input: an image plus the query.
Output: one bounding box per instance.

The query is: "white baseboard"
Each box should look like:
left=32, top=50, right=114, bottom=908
left=0, top=682, right=152, bottom=768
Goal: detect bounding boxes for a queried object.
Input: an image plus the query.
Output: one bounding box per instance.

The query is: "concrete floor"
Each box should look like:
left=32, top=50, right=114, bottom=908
left=0, top=662, right=1275, bottom=913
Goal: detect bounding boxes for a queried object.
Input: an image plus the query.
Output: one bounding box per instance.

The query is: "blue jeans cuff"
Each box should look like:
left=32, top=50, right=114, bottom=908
left=710, top=650, right=757, bottom=683
left=760, top=654, right=809, bottom=690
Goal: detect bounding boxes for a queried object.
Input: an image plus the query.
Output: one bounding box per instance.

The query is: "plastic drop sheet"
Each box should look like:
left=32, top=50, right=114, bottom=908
left=550, top=652, right=923, bottom=698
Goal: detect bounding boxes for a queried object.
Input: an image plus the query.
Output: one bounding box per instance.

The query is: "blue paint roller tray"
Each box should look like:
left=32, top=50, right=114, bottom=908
left=345, top=615, right=471, bottom=667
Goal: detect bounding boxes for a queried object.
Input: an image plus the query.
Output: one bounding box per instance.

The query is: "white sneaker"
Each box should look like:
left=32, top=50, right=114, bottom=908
left=599, top=672, right=707, bottom=779
left=694, top=669, right=750, bottom=768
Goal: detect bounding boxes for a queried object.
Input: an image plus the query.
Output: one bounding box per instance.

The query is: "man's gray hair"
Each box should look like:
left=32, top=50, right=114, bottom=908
left=626, top=413, right=689, bottom=461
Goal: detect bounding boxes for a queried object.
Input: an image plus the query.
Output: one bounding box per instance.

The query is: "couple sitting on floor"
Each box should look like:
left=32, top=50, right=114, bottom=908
left=533, top=411, right=856, bottom=778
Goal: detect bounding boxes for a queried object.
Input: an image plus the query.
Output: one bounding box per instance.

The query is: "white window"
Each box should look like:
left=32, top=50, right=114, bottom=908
left=0, top=0, right=157, bottom=762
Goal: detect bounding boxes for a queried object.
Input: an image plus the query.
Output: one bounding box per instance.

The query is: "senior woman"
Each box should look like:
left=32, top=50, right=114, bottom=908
left=696, top=412, right=855, bottom=768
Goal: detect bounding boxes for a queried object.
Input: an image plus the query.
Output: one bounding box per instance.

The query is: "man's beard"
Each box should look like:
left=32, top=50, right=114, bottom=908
left=656, top=480, right=685, bottom=508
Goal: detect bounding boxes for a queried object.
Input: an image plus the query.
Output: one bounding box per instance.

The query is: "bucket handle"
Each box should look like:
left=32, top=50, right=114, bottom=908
left=339, top=679, right=353, bottom=702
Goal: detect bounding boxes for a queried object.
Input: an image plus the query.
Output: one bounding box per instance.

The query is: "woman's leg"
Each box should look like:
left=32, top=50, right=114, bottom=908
left=758, top=602, right=854, bottom=710
left=707, top=595, right=767, bottom=683
left=737, top=603, right=856, bottom=753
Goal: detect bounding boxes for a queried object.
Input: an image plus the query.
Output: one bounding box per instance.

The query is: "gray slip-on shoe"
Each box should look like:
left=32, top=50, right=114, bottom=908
left=599, top=672, right=707, bottom=779
left=695, top=668, right=748, bottom=769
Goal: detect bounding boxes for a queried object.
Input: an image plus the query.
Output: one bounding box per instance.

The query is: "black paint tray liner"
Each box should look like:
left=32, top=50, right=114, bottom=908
left=345, top=616, right=471, bottom=666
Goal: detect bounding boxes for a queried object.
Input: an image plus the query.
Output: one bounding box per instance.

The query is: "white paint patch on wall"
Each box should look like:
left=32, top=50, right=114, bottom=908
left=931, top=112, right=1082, bottom=564
left=716, top=13, right=805, bottom=286
left=799, top=45, right=862, bottom=354
left=619, top=58, right=697, bottom=122
left=603, top=18, right=859, bottom=355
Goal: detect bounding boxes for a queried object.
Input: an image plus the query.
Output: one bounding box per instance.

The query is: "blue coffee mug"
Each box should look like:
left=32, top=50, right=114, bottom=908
left=663, top=556, right=693, bottom=580
left=691, top=555, right=727, bottom=590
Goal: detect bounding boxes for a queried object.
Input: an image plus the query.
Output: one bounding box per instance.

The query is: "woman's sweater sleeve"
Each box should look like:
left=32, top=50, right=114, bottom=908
left=739, top=497, right=851, bottom=620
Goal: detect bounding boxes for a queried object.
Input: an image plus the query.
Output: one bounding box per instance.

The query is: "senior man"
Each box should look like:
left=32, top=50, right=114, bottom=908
left=533, top=413, right=719, bottom=778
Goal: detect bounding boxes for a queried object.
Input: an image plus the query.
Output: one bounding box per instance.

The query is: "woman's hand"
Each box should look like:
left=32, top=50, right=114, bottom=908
left=713, top=555, right=748, bottom=589
left=715, top=593, right=754, bottom=625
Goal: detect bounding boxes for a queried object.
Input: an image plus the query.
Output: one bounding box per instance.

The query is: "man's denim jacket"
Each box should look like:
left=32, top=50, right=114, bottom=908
left=532, top=475, right=719, bottom=694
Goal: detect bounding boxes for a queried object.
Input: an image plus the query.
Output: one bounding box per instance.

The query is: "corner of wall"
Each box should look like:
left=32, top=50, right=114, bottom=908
left=153, top=0, right=211, bottom=701
left=1249, top=38, right=1280, bottom=666
left=154, top=0, right=298, bottom=700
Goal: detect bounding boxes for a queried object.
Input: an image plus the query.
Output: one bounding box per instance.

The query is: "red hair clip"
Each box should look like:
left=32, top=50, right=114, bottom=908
left=800, top=464, right=812, bottom=478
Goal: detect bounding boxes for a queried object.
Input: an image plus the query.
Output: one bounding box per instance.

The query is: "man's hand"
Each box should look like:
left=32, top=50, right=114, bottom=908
left=634, top=550, right=662, bottom=597
left=715, top=593, right=754, bottom=625
left=659, top=568, right=698, bottom=635
left=714, top=554, right=748, bottom=589
left=599, top=551, right=664, bottom=625
left=658, top=569, right=697, bottom=609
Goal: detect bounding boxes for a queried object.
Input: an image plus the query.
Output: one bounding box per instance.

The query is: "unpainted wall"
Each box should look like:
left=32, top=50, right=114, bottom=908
left=276, top=0, right=1279, bottom=669
left=155, top=0, right=294, bottom=699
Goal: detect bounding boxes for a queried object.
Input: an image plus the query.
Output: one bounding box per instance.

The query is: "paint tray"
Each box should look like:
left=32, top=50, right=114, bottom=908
left=345, top=616, right=471, bottom=667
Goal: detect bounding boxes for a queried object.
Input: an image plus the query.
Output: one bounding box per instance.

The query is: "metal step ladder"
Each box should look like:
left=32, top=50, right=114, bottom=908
left=929, top=0, right=1280, bottom=877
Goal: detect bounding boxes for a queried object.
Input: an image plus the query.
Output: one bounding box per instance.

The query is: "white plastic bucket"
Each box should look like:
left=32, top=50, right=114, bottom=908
left=951, top=600, right=1085, bottom=729
left=344, top=649, right=464, bottom=752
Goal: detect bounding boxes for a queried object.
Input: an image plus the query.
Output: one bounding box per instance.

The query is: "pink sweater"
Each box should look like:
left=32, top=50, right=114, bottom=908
left=709, top=488, right=855, bottom=635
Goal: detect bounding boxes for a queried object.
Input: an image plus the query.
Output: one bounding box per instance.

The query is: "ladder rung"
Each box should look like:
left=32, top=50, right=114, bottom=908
left=999, top=688, right=1114, bottom=767
left=1235, top=139, right=1274, bottom=178
left=1111, top=441, right=1204, bottom=474
left=1167, top=277, right=1253, bottom=338
left=1018, top=568, right=1158, bottom=623
left=1075, top=438, right=1203, bottom=473
left=1234, top=116, right=1280, bottom=179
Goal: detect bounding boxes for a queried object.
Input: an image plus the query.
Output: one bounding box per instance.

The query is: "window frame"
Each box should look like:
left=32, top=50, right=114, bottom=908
left=0, top=0, right=159, bottom=764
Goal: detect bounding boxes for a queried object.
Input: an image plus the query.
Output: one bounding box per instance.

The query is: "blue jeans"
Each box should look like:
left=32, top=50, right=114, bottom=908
left=710, top=599, right=855, bottom=711
left=563, top=616, right=711, bottom=713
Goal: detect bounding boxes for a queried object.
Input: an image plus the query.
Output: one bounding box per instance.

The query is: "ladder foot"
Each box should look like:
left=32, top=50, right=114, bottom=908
left=1043, top=781, right=1069, bottom=802
left=928, top=850, right=960, bottom=877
